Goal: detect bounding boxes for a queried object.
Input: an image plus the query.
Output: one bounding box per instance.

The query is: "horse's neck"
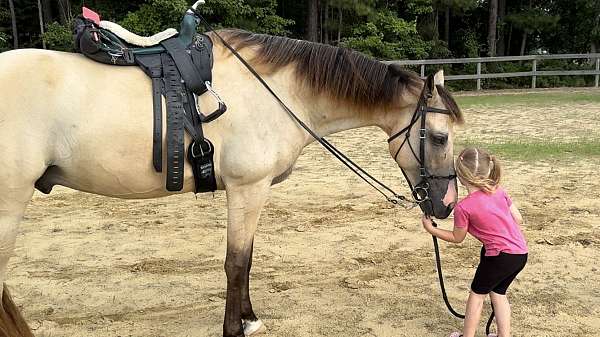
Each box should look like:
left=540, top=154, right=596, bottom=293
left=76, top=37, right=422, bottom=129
left=306, top=97, right=386, bottom=137
left=212, top=48, right=408, bottom=140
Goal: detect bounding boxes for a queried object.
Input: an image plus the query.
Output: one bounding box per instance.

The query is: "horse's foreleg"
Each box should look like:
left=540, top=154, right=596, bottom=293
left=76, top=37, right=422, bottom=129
left=241, top=240, right=266, bottom=336
left=223, top=180, right=270, bottom=337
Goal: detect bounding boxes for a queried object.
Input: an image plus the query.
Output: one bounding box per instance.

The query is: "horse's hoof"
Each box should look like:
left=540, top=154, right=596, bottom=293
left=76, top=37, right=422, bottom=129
left=243, top=319, right=266, bottom=336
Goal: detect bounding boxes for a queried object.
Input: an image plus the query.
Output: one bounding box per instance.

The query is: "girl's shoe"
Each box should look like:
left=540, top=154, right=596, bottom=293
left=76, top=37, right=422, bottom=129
left=487, top=334, right=498, bottom=337
left=449, top=333, right=462, bottom=337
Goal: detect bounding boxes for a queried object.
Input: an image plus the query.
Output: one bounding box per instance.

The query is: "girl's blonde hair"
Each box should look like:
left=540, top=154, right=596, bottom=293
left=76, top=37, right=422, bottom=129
left=455, top=147, right=501, bottom=193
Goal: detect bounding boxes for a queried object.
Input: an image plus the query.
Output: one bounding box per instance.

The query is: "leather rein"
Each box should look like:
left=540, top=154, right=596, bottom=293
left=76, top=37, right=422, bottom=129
left=195, top=10, right=501, bottom=334
left=196, top=10, right=454, bottom=209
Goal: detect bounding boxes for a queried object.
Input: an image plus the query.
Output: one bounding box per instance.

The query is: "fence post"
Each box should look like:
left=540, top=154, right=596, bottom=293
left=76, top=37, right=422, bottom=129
left=476, top=62, right=481, bottom=90
left=532, top=59, right=537, bottom=89
left=421, top=64, right=425, bottom=78
left=595, top=58, right=599, bottom=88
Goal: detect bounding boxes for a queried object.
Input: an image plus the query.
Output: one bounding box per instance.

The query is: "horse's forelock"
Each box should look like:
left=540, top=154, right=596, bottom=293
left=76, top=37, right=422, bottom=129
left=435, top=84, right=464, bottom=124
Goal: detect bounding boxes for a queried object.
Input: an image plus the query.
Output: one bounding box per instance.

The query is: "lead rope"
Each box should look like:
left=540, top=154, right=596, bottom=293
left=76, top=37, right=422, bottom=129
left=195, top=12, right=416, bottom=208
left=432, top=220, right=496, bottom=335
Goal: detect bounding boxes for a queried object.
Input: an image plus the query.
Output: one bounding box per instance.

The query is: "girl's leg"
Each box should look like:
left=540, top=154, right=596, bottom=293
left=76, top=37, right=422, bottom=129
left=462, top=291, right=486, bottom=337
left=490, top=292, right=511, bottom=337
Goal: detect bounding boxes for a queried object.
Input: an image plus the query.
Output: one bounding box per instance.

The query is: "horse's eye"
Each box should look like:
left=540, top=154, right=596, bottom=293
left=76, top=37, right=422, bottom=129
left=431, top=133, right=448, bottom=146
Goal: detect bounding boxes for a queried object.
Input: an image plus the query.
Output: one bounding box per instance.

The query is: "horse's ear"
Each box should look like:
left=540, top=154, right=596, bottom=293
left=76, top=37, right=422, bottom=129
left=433, top=69, right=445, bottom=87
left=426, top=73, right=435, bottom=94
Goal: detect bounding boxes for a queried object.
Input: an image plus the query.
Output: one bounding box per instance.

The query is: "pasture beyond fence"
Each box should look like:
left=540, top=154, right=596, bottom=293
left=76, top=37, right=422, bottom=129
left=391, top=54, right=600, bottom=90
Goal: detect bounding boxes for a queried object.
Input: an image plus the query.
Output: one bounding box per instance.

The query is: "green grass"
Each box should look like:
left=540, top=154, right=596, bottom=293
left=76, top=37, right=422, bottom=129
left=456, top=91, right=600, bottom=108
left=456, top=139, right=600, bottom=161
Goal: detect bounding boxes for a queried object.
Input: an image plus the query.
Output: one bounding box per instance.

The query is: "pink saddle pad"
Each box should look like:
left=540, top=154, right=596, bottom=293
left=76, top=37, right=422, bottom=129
left=82, top=7, right=101, bottom=25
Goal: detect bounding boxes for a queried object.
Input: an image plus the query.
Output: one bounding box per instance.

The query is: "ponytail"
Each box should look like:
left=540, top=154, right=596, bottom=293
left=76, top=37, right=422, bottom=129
left=455, top=147, right=502, bottom=194
left=488, top=155, right=502, bottom=187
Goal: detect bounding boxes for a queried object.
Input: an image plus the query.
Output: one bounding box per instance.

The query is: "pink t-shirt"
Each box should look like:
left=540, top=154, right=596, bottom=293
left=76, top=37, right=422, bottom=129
left=454, top=187, right=528, bottom=256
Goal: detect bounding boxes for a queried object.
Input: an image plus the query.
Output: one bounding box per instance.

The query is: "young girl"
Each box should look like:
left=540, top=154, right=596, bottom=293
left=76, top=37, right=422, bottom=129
left=422, top=147, right=528, bottom=337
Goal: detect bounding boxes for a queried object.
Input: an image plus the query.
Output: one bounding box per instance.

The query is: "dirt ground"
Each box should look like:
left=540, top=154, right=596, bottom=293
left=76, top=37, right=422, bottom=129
left=12, top=88, right=600, bottom=337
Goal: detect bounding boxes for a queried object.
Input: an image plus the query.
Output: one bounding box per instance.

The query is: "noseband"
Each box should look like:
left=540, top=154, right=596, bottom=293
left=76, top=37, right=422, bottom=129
left=387, top=79, right=456, bottom=205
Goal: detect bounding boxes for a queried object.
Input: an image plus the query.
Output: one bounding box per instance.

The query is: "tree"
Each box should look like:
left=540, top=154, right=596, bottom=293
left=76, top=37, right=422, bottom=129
left=37, top=0, right=45, bottom=49
left=488, top=0, right=498, bottom=56
left=432, top=0, right=478, bottom=53
left=496, top=0, right=506, bottom=55
left=341, top=8, right=431, bottom=60
left=542, top=0, right=599, bottom=54
left=506, top=1, right=559, bottom=55
left=306, top=0, right=319, bottom=41
left=8, top=0, right=16, bottom=48
left=57, top=0, right=71, bottom=24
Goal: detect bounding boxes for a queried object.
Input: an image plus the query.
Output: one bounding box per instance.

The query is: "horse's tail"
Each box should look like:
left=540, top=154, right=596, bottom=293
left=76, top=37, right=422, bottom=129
left=0, top=284, right=33, bottom=337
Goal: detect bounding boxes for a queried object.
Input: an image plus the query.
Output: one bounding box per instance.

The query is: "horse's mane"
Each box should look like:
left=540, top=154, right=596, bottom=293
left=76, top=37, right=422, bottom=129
left=214, top=29, right=462, bottom=122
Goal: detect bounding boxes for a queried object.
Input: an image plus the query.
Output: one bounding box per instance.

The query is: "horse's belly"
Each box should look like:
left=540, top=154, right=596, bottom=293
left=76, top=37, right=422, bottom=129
left=48, top=122, right=201, bottom=199
left=35, top=160, right=197, bottom=199
left=29, top=54, right=201, bottom=198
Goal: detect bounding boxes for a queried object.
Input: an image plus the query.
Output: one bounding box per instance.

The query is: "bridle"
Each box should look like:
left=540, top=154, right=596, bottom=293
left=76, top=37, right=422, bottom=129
left=386, top=80, right=497, bottom=332
left=387, top=76, right=457, bottom=213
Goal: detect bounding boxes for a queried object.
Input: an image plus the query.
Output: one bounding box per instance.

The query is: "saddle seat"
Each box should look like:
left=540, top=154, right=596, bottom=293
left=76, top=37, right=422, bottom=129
left=77, top=7, right=200, bottom=57
left=99, top=20, right=177, bottom=47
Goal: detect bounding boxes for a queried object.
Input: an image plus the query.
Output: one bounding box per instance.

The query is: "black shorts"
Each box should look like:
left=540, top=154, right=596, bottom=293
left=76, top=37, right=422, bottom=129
left=471, top=247, right=527, bottom=295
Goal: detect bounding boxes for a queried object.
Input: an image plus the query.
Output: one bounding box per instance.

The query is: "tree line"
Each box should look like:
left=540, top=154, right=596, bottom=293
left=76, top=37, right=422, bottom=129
left=0, top=0, right=598, bottom=61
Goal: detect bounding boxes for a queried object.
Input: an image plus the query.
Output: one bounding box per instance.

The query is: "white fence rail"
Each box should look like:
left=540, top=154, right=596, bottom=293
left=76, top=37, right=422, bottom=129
left=390, top=53, right=600, bottom=90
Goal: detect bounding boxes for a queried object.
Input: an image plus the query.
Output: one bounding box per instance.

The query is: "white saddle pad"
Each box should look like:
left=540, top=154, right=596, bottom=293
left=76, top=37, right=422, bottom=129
left=99, top=21, right=178, bottom=47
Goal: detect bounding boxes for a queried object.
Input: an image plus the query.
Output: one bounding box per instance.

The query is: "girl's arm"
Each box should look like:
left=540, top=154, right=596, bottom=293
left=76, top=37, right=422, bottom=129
left=422, top=215, right=468, bottom=243
left=510, top=203, right=523, bottom=224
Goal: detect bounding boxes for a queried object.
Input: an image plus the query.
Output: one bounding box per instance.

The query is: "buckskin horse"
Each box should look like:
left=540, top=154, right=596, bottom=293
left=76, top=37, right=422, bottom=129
left=0, top=29, right=463, bottom=337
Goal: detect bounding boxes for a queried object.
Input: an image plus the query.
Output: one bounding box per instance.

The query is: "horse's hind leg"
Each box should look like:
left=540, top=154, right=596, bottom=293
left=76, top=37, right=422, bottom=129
left=0, top=154, right=43, bottom=337
left=0, top=192, right=35, bottom=337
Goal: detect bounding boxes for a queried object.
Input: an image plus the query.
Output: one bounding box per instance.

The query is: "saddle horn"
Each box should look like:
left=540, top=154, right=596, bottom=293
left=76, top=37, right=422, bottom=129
left=189, top=0, right=205, bottom=12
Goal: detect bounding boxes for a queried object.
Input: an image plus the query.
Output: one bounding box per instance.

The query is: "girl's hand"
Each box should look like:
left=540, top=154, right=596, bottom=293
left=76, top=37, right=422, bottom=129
left=421, top=214, right=434, bottom=233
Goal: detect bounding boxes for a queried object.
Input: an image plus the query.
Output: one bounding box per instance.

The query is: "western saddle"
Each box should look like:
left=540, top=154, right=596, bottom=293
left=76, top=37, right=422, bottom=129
left=74, top=1, right=225, bottom=193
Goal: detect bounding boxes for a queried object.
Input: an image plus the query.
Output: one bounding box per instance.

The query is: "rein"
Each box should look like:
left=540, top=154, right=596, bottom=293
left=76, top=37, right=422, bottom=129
left=431, top=221, right=496, bottom=335
left=195, top=11, right=495, bottom=335
left=195, top=12, right=418, bottom=207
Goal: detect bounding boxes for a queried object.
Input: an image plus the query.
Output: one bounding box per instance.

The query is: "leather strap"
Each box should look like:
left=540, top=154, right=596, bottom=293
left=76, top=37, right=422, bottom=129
left=151, top=75, right=163, bottom=172
left=133, top=36, right=219, bottom=193
left=161, top=53, right=186, bottom=191
left=191, top=34, right=214, bottom=84
left=183, top=87, right=217, bottom=193
left=187, top=139, right=217, bottom=193
left=161, top=38, right=207, bottom=95
left=135, top=55, right=164, bottom=172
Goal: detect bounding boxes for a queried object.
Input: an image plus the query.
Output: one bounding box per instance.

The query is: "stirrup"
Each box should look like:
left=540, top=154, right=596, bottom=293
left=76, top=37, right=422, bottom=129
left=193, top=81, right=227, bottom=123
left=99, top=21, right=178, bottom=47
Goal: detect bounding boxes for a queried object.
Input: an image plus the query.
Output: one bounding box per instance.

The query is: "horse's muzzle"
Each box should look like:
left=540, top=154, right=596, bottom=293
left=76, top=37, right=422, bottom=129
left=416, top=178, right=457, bottom=219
